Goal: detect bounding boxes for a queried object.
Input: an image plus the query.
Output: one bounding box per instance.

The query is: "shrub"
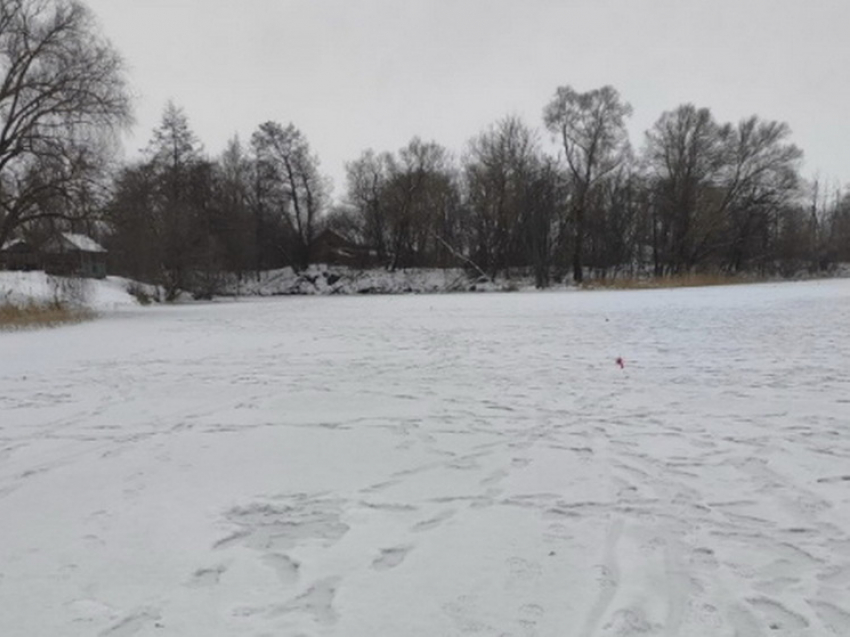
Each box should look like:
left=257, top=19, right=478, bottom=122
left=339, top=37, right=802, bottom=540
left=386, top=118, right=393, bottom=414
left=48, top=275, right=91, bottom=307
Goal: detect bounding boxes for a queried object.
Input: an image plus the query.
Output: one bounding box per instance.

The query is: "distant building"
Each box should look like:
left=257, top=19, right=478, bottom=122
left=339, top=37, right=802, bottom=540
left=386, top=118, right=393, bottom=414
left=311, top=229, right=379, bottom=267
left=0, top=239, right=41, bottom=272
left=41, top=233, right=108, bottom=279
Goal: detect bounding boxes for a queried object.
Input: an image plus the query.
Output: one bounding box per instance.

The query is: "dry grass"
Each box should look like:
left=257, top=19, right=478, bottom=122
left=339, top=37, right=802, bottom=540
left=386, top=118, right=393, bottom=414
left=0, top=301, right=95, bottom=330
left=582, top=273, right=765, bottom=290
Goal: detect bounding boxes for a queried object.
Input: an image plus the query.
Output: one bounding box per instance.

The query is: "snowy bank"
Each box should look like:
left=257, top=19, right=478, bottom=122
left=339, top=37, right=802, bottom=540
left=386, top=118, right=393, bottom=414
left=219, top=264, right=850, bottom=298
left=0, top=271, right=143, bottom=311
left=220, top=266, right=514, bottom=296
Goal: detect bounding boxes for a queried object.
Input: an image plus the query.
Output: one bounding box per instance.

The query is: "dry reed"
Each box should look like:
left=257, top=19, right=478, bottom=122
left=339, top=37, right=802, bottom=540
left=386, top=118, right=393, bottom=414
left=0, top=301, right=95, bottom=330
left=582, top=273, right=765, bottom=290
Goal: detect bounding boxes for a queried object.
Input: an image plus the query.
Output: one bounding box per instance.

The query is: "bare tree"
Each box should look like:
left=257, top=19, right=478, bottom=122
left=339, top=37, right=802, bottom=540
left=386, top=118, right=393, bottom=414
left=345, top=149, right=393, bottom=262
left=214, top=135, right=255, bottom=276
left=827, top=190, right=850, bottom=264
left=146, top=102, right=209, bottom=296
left=644, top=104, right=729, bottom=273
left=464, top=115, right=540, bottom=277
left=524, top=156, right=564, bottom=287
left=585, top=163, right=647, bottom=278
left=383, top=138, right=459, bottom=270
left=344, top=140, right=462, bottom=270
left=251, top=121, right=327, bottom=270
left=644, top=107, right=802, bottom=273
left=0, top=0, right=132, bottom=247
left=107, top=103, right=215, bottom=298
left=544, top=85, right=632, bottom=282
left=720, top=116, right=803, bottom=271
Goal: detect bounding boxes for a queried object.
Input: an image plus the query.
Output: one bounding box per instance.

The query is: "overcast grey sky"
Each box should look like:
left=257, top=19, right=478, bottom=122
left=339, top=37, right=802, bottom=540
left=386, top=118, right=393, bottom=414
left=85, top=0, right=850, bottom=199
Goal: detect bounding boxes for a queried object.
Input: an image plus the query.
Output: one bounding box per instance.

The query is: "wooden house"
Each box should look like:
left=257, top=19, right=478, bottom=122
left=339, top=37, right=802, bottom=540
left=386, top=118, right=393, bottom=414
left=0, top=239, right=41, bottom=271
left=42, top=233, right=108, bottom=279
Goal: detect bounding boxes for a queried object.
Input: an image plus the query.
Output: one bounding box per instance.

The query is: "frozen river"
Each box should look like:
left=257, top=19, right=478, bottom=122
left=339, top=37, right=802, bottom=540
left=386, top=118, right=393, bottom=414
left=1, top=280, right=849, bottom=636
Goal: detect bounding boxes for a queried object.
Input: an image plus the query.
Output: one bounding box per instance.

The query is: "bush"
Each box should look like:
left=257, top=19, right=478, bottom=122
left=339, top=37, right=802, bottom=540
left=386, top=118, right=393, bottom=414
left=126, top=281, right=157, bottom=305
left=48, top=275, right=91, bottom=307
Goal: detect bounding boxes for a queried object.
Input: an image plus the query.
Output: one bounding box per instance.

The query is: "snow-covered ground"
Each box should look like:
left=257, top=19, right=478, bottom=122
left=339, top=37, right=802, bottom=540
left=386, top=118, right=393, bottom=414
left=221, top=266, right=504, bottom=296
left=1, top=280, right=849, bottom=636
left=0, top=271, right=142, bottom=311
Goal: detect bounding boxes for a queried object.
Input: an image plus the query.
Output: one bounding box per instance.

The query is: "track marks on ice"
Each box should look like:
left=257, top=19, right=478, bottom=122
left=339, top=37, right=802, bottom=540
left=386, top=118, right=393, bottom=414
left=214, top=496, right=349, bottom=552
left=206, top=494, right=344, bottom=629
left=817, top=563, right=850, bottom=587
left=746, top=596, right=810, bottom=632
left=411, top=508, right=456, bottom=532
left=810, top=600, right=850, bottom=634
left=98, top=608, right=161, bottom=637
left=726, top=604, right=766, bottom=637
left=271, top=577, right=340, bottom=627
left=816, top=474, right=850, bottom=484
left=580, top=518, right=624, bottom=637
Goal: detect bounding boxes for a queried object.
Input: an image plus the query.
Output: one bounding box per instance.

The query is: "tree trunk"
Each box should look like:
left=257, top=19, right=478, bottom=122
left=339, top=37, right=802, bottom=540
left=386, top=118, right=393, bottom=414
left=573, top=205, right=584, bottom=283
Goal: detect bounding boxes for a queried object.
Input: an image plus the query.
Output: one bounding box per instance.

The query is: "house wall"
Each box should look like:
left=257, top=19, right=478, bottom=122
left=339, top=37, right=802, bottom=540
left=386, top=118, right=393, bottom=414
left=44, top=252, right=107, bottom=279
left=0, top=252, right=40, bottom=271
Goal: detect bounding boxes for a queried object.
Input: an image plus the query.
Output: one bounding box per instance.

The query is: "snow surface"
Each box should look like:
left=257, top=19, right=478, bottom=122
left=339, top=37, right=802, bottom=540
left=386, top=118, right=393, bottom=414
left=1, top=280, right=850, bottom=636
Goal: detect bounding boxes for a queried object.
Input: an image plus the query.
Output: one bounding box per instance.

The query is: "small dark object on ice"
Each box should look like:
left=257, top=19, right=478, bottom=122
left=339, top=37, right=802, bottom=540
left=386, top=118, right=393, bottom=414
left=615, top=357, right=625, bottom=369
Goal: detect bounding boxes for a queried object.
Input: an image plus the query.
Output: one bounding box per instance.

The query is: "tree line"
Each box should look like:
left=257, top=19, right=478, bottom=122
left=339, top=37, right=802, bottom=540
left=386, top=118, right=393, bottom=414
left=106, top=94, right=849, bottom=294
left=3, top=0, right=849, bottom=297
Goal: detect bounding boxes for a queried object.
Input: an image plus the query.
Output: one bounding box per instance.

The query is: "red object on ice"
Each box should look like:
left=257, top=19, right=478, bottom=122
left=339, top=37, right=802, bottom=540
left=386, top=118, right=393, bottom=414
left=615, top=357, right=625, bottom=369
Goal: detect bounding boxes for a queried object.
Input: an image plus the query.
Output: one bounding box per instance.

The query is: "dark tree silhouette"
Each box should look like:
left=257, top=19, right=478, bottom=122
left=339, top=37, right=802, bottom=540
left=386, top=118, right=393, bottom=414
left=0, top=0, right=132, bottom=247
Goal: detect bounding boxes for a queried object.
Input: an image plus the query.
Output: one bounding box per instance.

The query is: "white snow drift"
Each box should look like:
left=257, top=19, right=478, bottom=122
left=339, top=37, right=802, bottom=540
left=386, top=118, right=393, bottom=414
left=0, top=271, right=142, bottom=311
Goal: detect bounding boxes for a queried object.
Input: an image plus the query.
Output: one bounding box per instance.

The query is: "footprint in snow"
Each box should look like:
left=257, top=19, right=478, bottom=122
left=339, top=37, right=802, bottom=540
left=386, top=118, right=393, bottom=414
left=270, top=577, right=340, bottom=626
left=372, top=545, right=413, bottom=571
left=817, top=563, right=850, bottom=587
left=443, top=596, right=493, bottom=634
left=602, top=607, right=658, bottom=635
left=187, top=564, right=227, bottom=587
left=689, top=547, right=719, bottom=570
left=261, top=553, right=299, bottom=586
left=517, top=603, right=545, bottom=634
left=682, top=600, right=723, bottom=630
left=506, top=557, right=542, bottom=583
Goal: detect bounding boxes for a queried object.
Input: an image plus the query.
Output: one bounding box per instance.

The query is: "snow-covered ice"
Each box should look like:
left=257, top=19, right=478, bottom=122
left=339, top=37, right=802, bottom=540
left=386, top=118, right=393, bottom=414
left=1, top=280, right=849, bottom=636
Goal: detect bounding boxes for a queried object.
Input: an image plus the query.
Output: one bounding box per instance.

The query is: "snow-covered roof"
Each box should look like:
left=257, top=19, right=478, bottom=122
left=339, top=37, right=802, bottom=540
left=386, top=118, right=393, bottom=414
left=59, top=233, right=107, bottom=253
left=0, top=238, right=26, bottom=251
